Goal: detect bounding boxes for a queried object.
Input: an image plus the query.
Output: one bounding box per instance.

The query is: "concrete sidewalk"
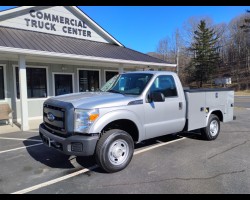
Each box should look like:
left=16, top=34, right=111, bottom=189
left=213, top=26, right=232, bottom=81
left=0, top=119, right=42, bottom=134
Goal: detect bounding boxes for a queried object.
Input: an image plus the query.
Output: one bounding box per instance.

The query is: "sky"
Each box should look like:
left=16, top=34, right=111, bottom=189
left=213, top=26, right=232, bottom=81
left=0, top=6, right=249, bottom=54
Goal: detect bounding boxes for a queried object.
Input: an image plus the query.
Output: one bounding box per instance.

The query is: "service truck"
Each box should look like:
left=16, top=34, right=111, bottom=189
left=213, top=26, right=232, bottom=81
left=39, top=71, right=235, bottom=172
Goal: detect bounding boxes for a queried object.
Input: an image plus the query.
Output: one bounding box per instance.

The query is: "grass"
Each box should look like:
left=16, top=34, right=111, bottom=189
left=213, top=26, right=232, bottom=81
left=235, top=90, right=250, bottom=96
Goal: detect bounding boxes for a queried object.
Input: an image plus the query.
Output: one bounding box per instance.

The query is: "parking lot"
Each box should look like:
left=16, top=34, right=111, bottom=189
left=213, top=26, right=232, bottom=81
left=0, top=97, right=250, bottom=194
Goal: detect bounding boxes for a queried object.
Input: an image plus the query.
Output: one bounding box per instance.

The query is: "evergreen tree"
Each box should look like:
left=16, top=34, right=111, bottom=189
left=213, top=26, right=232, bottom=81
left=240, top=10, right=250, bottom=34
left=187, top=20, right=220, bottom=87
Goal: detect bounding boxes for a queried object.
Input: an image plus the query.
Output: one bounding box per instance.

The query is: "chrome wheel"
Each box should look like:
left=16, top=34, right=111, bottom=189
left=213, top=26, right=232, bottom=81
left=210, top=120, right=219, bottom=137
left=108, top=139, right=129, bottom=165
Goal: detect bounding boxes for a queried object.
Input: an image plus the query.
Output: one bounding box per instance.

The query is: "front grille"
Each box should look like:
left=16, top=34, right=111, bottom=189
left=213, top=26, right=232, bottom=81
left=44, top=121, right=65, bottom=132
left=43, top=103, right=66, bottom=134
left=45, top=104, right=65, bottom=111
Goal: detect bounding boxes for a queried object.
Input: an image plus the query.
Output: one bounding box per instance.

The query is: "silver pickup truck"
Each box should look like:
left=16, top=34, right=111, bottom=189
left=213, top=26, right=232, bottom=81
left=39, top=71, right=235, bottom=172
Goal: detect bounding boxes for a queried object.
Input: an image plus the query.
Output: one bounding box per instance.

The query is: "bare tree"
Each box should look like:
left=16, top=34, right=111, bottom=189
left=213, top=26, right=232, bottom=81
left=152, top=11, right=250, bottom=90
left=226, top=13, right=250, bottom=90
left=156, top=37, right=170, bottom=61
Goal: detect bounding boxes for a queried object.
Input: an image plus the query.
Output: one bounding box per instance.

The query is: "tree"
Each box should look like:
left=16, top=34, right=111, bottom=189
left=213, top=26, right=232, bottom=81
left=240, top=10, right=250, bottom=89
left=156, top=37, right=170, bottom=61
left=240, top=10, right=250, bottom=70
left=226, top=11, right=250, bottom=90
left=153, top=29, right=190, bottom=84
left=182, top=16, right=214, bottom=47
left=187, top=20, right=220, bottom=87
left=240, top=10, right=250, bottom=34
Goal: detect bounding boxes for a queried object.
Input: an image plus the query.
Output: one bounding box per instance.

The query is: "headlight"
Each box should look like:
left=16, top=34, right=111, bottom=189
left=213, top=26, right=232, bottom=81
left=74, top=109, right=99, bottom=133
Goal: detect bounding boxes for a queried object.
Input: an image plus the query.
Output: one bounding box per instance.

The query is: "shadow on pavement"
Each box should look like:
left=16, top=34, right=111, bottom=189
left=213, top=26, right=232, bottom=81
left=178, top=131, right=204, bottom=141
left=23, top=136, right=99, bottom=172
left=23, top=131, right=202, bottom=173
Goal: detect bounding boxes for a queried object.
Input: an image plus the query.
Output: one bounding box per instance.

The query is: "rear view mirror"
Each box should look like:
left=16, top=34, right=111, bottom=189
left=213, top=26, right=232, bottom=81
left=148, top=91, right=165, bottom=102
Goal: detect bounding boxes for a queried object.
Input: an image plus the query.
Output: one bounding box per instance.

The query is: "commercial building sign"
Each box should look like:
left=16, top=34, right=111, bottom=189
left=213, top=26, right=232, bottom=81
left=0, top=6, right=108, bottom=43
left=24, top=9, right=92, bottom=38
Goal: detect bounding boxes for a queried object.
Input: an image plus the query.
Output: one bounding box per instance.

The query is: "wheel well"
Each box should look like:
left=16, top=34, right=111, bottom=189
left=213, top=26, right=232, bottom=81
left=211, top=110, right=223, bottom=121
left=102, top=119, right=139, bottom=142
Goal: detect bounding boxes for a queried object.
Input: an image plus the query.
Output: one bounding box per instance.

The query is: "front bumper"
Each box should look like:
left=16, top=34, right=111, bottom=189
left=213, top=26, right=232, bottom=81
left=39, top=123, right=99, bottom=156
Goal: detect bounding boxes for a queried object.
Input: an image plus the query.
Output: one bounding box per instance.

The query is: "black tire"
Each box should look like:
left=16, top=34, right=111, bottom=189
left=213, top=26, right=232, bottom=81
left=201, top=114, right=220, bottom=141
left=95, top=129, right=134, bottom=173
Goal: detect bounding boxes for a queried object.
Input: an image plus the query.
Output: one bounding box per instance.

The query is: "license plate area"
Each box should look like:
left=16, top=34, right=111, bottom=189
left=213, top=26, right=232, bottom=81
left=43, top=134, right=52, bottom=147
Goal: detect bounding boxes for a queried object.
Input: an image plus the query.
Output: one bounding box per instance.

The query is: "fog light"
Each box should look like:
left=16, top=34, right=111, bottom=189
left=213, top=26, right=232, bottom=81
left=71, top=143, right=83, bottom=152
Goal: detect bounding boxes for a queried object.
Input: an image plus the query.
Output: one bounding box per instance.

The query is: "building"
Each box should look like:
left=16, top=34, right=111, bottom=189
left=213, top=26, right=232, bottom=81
left=214, top=77, right=232, bottom=86
left=0, top=6, right=176, bottom=131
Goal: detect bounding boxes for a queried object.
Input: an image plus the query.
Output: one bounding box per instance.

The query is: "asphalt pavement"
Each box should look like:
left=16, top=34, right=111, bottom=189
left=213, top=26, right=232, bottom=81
left=0, top=96, right=249, bottom=194
left=235, top=96, right=250, bottom=108
left=0, top=108, right=249, bottom=193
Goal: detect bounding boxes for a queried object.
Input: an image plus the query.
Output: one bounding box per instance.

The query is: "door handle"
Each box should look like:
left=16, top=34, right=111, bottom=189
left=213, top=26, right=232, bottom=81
left=179, top=102, right=183, bottom=110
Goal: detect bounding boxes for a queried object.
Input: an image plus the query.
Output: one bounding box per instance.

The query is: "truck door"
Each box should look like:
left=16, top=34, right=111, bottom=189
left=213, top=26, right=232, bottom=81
left=144, top=75, right=186, bottom=139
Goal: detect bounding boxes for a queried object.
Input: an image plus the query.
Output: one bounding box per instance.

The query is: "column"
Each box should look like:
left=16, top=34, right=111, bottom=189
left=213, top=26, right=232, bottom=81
left=19, top=55, right=29, bottom=131
left=154, top=67, right=158, bottom=71
left=118, top=64, right=124, bottom=73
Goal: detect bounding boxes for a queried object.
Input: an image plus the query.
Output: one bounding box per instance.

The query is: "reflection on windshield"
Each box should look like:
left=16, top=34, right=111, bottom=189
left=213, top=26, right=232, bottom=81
left=101, top=73, right=153, bottom=95
left=100, top=74, right=119, bottom=92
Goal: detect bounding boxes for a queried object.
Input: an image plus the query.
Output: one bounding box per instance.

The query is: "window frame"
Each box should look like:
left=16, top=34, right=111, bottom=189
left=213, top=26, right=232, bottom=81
left=149, top=75, right=178, bottom=98
left=0, top=64, right=7, bottom=102
left=104, top=69, right=119, bottom=83
left=52, top=72, right=75, bottom=96
left=77, top=68, right=101, bottom=92
left=13, top=65, right=49, bottom=101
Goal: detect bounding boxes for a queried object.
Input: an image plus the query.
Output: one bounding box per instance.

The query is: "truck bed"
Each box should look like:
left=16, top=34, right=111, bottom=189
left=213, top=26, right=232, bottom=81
left=184, top=88, right=234, bottom=131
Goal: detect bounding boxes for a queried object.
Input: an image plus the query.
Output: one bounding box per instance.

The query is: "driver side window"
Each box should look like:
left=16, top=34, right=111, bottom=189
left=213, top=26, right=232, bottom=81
left=150, top=75, right=177, bottom=97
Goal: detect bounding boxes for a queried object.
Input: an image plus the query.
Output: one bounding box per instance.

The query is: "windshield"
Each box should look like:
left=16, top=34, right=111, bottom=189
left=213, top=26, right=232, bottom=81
left=100, top=73, right=153, bottom=95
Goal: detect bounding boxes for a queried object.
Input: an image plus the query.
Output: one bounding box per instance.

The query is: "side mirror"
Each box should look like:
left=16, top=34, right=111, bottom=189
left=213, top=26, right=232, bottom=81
left=148, top=91, right=165, bottom=102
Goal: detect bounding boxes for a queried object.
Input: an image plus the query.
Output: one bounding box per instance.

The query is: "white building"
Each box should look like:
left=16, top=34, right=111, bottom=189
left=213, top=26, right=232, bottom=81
left=214, top=77, right=232, bottom=86
left=0, top=6, right=176, bottom=131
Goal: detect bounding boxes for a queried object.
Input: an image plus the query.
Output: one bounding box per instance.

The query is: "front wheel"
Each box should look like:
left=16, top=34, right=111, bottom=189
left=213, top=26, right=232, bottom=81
left=95, top=129, right=134, bottom=173
left=201, top=114, right=220, bottom=141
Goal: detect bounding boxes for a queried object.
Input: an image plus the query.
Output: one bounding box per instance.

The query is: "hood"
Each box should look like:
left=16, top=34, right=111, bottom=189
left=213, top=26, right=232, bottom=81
left=49, top=92, right=138, bottom=109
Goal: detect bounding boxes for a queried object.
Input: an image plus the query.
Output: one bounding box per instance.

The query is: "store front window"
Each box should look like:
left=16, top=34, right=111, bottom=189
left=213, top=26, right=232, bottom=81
left=54, top=74, right=73, bottom=96
left=105, top=71, right=118, bottom=82
left=0, top=66, right=4, bottom=100
left=15, top=67, right=47, bottom=99
left=78, top=70, right=100, bottom=92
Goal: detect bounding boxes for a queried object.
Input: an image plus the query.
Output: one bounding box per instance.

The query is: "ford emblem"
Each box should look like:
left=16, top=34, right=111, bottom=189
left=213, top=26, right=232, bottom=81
left=47, top=112, right=55, bottom=122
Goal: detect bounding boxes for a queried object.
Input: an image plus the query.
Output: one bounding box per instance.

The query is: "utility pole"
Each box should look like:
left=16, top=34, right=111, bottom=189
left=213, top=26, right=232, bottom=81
left=175, top=29, right=180, bottom=75
left=176, top=47, right=179, bottom=75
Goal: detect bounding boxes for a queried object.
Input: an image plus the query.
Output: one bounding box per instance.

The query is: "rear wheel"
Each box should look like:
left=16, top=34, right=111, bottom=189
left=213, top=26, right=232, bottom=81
left=201, top=114, right=220, bottom=140
left=95, top=129, right=134, bottom=173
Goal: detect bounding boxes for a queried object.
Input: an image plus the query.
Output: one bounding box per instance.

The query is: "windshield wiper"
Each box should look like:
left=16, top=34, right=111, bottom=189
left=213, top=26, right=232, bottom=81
left=122, top=92, right=138, bottom=95
left=108, top=90, right=124, bottom=94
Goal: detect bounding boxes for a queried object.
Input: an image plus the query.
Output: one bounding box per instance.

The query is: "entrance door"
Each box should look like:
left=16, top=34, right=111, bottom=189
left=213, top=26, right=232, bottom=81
left=144, top=75, right=186, bottom=139
left=54, top=74, right=73, bottom=96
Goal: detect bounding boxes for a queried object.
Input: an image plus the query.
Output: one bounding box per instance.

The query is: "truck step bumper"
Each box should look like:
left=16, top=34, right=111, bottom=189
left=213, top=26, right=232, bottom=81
left=39, top=123, right=99, bottom=156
